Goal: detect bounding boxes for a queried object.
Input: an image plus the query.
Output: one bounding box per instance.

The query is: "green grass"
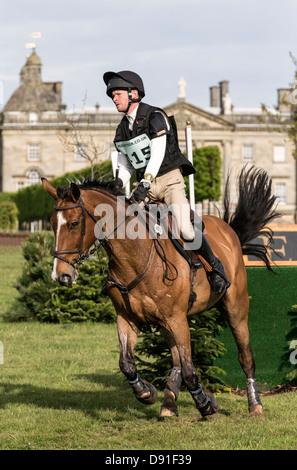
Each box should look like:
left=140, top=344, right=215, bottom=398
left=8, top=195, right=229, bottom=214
left=0, top=245, right=296, bottom=450
left=215, top=267, right=297, bottom=390
left=0, top=321, right=297, bottom=450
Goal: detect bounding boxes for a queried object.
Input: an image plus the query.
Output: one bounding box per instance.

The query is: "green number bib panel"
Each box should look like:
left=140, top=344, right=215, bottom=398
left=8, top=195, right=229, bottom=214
left=115, top=133, right=151, bottom=169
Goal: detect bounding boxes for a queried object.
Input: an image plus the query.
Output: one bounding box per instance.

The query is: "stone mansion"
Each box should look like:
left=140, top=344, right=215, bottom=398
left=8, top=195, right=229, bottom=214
left=0, top=50, right=296, bottom=224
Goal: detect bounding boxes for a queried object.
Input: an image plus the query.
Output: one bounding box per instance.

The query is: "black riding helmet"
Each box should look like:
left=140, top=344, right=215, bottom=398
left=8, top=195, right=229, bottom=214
left=103, top=70, right=145, bottom=99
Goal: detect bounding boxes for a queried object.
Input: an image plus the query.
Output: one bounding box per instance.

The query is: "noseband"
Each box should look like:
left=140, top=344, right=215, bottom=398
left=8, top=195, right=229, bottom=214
left=54, top=196, right=97, bottom=269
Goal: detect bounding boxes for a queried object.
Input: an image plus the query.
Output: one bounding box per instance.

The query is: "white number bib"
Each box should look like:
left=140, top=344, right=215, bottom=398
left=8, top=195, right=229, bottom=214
left=115, top=133, right=151, bottom=169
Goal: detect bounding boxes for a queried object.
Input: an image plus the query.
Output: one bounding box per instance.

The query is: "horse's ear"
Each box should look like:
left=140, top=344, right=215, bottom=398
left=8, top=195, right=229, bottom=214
left=70, top=182, right=81, bottom=202
left=41, top=177, right=57, bottom=200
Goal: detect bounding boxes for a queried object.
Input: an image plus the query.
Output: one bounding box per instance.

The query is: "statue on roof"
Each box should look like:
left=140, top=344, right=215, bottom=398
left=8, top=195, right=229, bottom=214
left=178, top=77, right=186, bottom=101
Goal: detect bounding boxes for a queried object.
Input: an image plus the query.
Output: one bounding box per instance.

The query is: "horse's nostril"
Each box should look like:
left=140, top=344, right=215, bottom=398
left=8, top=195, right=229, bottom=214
left=58, top=273, right=72, bottom=287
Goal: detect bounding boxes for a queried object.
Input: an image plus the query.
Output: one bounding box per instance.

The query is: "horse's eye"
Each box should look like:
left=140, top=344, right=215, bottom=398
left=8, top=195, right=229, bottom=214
left=70, top=221, right=79, bottom=230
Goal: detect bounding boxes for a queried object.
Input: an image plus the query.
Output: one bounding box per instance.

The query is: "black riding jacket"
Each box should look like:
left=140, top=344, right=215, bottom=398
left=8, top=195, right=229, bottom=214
left=114, top=102, right=195, bottom=181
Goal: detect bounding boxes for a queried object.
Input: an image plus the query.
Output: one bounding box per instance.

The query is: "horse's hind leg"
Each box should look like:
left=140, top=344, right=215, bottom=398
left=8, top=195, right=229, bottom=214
left=117, top=314, right=158, bottom=405
left=220, top=295, right=263, bottom=416
left=165, top=318, right=219, bottom=418
left=159, top=327, right=182, bottom=418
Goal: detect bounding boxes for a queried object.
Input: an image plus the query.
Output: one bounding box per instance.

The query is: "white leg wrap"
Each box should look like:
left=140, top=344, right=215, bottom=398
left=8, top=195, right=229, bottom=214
left=246, top=378, right=262, bottom=406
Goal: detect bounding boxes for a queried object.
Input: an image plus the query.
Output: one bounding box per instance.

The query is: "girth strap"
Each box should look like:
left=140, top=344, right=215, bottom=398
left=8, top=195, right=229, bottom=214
left=107, top=239, right=156, bottom=293
left=106, top=240, right=156, bottom=320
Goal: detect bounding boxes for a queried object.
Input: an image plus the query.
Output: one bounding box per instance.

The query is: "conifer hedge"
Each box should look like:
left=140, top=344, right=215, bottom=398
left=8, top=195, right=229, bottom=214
left=6, top=232, right=116, bottom=323
left=185, top=146, right=222, bottom=203
left=135, top=311, right=227, bottom=392
left=14, top=161, right=112, bottom=224
left=0, top=200, right=18, bottom=230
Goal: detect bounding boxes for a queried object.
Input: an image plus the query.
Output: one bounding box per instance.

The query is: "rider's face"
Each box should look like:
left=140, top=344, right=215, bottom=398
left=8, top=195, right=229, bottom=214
left=112, top=90, right=129, bottom=113
left=112, top=89, right=139, bottom=114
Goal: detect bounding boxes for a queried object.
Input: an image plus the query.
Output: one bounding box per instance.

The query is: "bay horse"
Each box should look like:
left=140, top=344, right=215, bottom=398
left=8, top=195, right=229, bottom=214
left=41, top=166, right=279, bottom=419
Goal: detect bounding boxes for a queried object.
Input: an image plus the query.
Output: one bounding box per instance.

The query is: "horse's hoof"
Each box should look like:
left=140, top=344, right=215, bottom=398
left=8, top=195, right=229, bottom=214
left=249, top=404, right=263, bottom=417
left=159, top=407, right=178, bottom=420
left=159, top=406, right=179, bottom=418
left=159, top=390, right=178, bottom=418
left=136, top=380, right=158, bottom=405
left=198, top=392, right=219, bottom=418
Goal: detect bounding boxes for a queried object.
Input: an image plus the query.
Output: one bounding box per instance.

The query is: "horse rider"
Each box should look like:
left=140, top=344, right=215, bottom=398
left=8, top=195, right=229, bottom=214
left=103, top=70, right=229, bottom=296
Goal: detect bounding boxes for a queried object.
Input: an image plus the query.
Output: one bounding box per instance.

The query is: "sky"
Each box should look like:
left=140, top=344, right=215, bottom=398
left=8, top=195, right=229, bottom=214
left=0, top=0, right=296, bottom=112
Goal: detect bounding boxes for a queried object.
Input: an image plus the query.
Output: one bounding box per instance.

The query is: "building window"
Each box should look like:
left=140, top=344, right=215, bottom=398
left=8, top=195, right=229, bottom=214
left=16, top=182, right=24, bottom=190
left=275, top=182, right=286, bottom=204
left=26, top=169, right=40, bottom=186
left=242, top=144, right=254, bottom=162
left=29, top=112, right=38, bottom=123
left=273, top=145, right=286, bottom=162
left=27, top=144, right=40, bottom=162
left=74, top=144, right=87, bottom=162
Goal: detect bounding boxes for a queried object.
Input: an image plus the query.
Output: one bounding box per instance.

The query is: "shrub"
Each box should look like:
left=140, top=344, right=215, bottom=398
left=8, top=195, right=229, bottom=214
left=135, top=308, right=227, bottom=391
left=0, top=192, right=16, bottom=203
left=6, top=232, right=116, bottom=323
left=0, top=201, right=18, bottom=230
left=40, top=256, right=116, bottom=323
left=185, top=146, right=222, bottom=203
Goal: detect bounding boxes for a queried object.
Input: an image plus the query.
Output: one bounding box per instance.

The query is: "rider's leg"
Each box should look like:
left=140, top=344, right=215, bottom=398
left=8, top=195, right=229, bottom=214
left=149, top=169, right=230, bottom=295
left=193, top=228, right=230, bottom=296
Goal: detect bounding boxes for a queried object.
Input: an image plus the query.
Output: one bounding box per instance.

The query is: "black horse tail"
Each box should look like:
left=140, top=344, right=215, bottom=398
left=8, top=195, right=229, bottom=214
left=223, top=165, right=281, bottom=271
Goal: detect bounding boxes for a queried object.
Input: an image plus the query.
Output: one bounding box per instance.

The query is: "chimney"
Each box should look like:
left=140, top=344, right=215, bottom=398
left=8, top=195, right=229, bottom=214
left=209, top=86, right=219, bottom=107
left=219, top=80, right=229, bottom=111
left=277, top=88, right=291, bottom=113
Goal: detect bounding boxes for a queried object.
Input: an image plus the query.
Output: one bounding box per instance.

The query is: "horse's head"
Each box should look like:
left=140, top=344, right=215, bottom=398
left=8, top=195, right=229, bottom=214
left=42, top=178, right=96, bottom=287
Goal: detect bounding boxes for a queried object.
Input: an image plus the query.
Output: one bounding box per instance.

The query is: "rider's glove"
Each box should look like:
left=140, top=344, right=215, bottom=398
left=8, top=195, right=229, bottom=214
left=133, top=181, right=150, bottom=202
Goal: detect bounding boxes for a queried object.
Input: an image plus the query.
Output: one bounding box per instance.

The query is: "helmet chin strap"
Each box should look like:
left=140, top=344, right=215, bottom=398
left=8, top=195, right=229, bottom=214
left=125, top=88, right=141, bottom=114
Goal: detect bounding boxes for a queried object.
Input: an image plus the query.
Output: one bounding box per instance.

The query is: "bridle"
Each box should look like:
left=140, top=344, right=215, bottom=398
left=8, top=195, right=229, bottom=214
left=53, top=193, right=137, bottom=269
left=53, top=196, right=98, bottom=269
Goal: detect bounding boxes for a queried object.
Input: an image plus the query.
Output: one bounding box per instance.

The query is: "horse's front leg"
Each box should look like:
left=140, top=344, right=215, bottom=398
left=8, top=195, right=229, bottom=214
left=159, top=327, right=182, bottom=418
left=166, top=317, right=219, bottom=418
left=117, top=314, right=158, bottom=405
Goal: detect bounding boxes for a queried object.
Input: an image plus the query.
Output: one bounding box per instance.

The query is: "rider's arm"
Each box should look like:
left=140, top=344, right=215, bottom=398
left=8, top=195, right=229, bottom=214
left=141, top=111, right=170, bottom=184
left=117, top=152, right=134, bottom=187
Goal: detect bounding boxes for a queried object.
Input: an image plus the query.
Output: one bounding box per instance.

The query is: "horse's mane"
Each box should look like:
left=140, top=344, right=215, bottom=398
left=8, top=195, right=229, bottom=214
left=57, top=178, right=125, bottom=199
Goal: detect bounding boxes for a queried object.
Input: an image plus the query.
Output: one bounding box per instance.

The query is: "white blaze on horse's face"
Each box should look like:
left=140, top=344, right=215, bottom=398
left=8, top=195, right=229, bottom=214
left=51, top=211, right=67, bottom=281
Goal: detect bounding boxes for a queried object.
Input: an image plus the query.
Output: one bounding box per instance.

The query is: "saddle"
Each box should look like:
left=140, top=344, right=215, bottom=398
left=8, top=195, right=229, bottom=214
left=147, top=201, right=205, bottom=270
left=144, top=202, right=206, bottom=311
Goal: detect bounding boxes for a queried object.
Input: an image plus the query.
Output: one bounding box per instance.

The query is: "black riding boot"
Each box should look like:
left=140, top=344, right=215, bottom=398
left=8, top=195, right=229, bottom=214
left=195, top=231, right=230, bottom=296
